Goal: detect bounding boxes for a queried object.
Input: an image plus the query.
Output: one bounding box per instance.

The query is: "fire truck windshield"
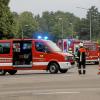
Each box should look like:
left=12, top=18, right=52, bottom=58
left=84, top=44, right=96, bottom=51
left=46, top=41, right=62, bottom=52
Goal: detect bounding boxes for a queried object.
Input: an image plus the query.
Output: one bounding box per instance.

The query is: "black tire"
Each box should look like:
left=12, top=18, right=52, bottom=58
left=59, top=69, right=68, bottom=73
left=8, top=70, right=17, bottom=75
left=95, top=62, right=99, bottom=65
left=0, top=70, right=6, bottom=75
left=49, top=63, right=59, bottom=74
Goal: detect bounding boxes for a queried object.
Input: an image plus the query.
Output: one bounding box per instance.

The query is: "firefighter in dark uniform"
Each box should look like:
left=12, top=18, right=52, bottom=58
left=77, top=42, right=86, bottom=75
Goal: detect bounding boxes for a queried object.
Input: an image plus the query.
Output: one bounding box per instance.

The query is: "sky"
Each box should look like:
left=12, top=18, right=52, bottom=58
left=9, top=0, right=100, bottom=18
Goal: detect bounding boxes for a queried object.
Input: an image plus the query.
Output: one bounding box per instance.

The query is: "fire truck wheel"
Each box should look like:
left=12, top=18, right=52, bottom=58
left=59, top=69, right=68, bottom=73
left=49, top=63, right=59, bottom=74
left=0, top=70, right=6, bottom=75
left=8, top=70, right=17, bottom=75
left=95, top=62, right=99, bottom=65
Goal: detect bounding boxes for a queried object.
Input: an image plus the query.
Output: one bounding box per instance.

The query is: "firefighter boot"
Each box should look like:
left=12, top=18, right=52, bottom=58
left=78, top=70, right=82, bottom=75
left=83, top=70, right=86, bottom=74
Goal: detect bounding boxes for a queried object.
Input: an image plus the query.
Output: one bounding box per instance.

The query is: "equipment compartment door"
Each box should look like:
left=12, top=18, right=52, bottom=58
left=13, top=40, right=32, bottom=68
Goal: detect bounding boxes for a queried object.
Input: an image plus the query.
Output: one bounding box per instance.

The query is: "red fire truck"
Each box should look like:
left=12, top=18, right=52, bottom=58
left=83, top=40, right=99, bottom=64
left=57, top=39, right=99, bottom=64
left=0, top=39, right=74, bottom=75
left=57, top=39, right=80, bottom=53
left=98, top=45, right=100, bottom=61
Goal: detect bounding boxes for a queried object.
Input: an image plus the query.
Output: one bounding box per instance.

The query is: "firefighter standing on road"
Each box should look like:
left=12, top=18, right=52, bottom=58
left=77, top=42, right=86, bottom=75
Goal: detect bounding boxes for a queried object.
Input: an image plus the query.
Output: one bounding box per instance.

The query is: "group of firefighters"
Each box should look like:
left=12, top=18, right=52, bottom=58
left=68, top=42, right=86, bottom=75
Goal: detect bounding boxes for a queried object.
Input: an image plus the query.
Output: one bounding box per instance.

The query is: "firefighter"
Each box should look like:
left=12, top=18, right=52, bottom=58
left=77, top=42, right=86, bottom=75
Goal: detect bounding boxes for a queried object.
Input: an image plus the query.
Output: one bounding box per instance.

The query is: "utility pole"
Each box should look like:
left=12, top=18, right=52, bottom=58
left=21, top=25, right=29, bottom=39
left=89, top=12, right=92, bottom=41
left=58, top=17, right=64, bottom=52
left=59, top=18, right=64, bottom=39
left=70, top=23, right=74, bottom=38
left=77, top=7, right=92, bottom=41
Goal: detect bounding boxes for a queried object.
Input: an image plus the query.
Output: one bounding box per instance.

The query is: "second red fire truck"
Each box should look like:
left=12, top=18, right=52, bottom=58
left=57, top=39, right=100, bottom=64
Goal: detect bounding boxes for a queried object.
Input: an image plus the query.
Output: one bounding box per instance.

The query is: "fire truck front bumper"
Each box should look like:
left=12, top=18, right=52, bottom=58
left=59, top=62, right=73, bottom=69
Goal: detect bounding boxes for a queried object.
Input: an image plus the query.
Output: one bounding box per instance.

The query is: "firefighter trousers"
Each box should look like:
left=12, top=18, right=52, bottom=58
left=78, top=62, right=86, bottom=75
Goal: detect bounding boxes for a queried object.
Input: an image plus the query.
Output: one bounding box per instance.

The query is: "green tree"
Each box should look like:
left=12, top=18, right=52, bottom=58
left=87, top=6, right=100, bottom=40
left=75, top=18, right=90, bottom=40
left=0, top=0, right=14, bottom=39
left=11, top=12, right=19, bottom=38
left=18, top=11, right=38, bottom=38
left=37, top=11, right=80, bottom=41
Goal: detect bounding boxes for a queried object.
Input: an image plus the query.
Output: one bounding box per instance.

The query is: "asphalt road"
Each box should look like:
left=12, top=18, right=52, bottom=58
left=0, top=65, right=100, bottom=100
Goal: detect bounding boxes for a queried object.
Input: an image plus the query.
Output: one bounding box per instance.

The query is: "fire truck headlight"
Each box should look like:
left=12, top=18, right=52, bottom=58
left=65, top=56, right=73, bottom=61
left=65, top=56, right=68, bottom=61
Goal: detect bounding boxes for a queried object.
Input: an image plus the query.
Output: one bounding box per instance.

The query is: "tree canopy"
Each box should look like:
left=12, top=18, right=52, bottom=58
left=0, top=2, right=100, bottom=42
left=0, top=0, right=13, bottom=39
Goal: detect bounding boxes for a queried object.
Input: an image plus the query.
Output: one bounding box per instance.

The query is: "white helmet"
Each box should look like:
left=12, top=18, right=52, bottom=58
left=79, top=42, right=83, bottom=47
left=69, top=48, right=72, bottom=50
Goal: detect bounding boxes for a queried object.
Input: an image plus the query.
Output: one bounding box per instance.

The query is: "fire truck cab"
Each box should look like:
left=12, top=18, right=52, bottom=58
left=0, top=39, right=74, bottom=75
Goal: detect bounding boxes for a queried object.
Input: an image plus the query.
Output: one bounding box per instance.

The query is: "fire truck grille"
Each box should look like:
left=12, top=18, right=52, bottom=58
left=67, top=56, right=73, bottom=60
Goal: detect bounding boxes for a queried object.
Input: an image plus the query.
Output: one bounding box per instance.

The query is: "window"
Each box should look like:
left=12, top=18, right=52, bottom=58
left=46, top=40, right=61, bottom=52
left=23, top=43, right=31, bottom=50
left=0, top=43, right=10, bottom=54
left=13, top=43, right=20, bottom=52
left=84, top=44, right=96, bottom=51
left=35, top=42, right=46, bottom=52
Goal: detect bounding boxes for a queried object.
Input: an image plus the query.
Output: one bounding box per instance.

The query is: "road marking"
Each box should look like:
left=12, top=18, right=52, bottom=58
left=33, top=91, right=80, bottom=95
left=0, top=89, right=80, bottom=95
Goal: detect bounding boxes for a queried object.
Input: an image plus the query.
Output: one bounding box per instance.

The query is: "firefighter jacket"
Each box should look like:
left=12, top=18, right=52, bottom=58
left=77, top=47, right=86, bottom=63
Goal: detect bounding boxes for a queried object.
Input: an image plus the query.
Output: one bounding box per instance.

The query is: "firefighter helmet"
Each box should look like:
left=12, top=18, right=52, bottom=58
left=79, top=42, right=83, bottom=47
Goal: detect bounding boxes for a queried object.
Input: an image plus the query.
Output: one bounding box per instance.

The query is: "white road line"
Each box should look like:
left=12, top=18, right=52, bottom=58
left=0, top=75, right=73, bottom=80
left=0, top=89, right=80, bottom=95
left=33, top=92, right=80, bottom=95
